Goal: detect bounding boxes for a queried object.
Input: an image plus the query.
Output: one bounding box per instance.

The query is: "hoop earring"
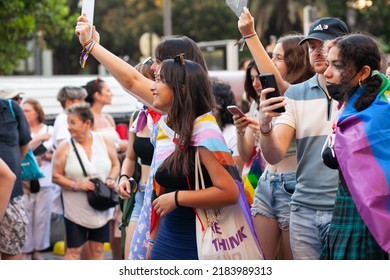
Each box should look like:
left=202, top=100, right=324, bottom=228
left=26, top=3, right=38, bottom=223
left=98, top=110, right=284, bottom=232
left=358, top=79, right=362, bottom=88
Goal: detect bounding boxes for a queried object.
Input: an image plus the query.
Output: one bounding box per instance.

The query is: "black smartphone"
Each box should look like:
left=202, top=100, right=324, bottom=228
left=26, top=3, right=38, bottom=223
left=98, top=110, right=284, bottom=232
left=259, top=73, right=286, bottom=113
left=33, top=143, right=47, bottom=156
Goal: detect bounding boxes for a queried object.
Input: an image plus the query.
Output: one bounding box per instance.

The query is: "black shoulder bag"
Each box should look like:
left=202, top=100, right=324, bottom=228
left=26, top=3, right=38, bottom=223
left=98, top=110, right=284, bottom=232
left=71, top=138, right=118, bottom=211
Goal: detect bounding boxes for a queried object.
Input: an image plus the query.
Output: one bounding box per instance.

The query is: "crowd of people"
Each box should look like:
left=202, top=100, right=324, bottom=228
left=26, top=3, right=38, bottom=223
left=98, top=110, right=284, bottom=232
left=0, top=6, right=389, bottom=260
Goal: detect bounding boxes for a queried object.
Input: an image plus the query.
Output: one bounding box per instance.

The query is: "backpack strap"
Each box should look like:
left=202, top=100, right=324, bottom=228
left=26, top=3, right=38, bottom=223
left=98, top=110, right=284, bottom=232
left=8, top=99, right=16, bottom=119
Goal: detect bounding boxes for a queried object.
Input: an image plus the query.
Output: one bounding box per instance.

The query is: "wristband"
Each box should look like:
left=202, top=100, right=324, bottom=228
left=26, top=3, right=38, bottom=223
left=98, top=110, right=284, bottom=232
left=260, top=123, right=273, bottom=136
left=148, top=240, right=155, bottom=247
left=236, top=129, right=246, bottom=136
left=71, top=181, right=77, bottom=192
left=119, top=174, right=130, bottom=182
left=174, top=189, right=180, bottom=208
left=236, top=32, right=257, bottom=51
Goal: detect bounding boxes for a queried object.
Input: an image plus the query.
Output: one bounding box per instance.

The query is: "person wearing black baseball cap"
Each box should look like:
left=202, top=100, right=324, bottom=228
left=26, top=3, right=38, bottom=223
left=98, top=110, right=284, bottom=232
left=299, top=17, right=349, bottom=45
left=237, top=8, right=349, bottom=259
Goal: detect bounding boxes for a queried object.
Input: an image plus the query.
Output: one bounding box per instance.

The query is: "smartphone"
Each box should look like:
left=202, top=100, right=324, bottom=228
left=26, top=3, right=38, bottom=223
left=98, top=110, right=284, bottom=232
left=258, top=73, right=286, bottom=113
left=227, top=105, right=246, bottom=118
left=81, top=0, right=95, bottom=26
left=33, top=143, right=47, bottom=156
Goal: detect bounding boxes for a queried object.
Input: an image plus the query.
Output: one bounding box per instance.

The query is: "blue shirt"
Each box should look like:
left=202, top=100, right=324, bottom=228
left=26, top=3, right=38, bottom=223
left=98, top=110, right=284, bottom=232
left=0, top=99, right=31, bottom=199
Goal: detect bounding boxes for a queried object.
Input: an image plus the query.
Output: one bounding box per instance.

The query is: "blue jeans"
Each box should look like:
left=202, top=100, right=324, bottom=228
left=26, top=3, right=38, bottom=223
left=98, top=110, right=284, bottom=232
left=130, top=183, right=146, bottom=222
left=251, top=170, right=296, bottom=230
left=289, top=205, right=333, bottom=260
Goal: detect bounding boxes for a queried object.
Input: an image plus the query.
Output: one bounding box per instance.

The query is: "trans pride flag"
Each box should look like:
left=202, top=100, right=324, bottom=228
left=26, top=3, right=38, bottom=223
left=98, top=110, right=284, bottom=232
left=334, top=73, right=390, bottom=253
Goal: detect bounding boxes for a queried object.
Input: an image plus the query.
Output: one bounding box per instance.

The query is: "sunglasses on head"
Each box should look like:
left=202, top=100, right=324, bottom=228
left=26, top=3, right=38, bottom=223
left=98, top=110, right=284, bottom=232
left=142, top=57, right=154, bottom=66
left=12, top=95, right=23, bottom=101
left=174, top=53, right=185, bottom=66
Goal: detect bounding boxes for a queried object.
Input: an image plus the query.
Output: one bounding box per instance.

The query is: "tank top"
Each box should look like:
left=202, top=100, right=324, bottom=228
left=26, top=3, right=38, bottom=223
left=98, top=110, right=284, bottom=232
left=62, top=132, right=114, bottom=228
left=133, top=135, right=154, bottom=166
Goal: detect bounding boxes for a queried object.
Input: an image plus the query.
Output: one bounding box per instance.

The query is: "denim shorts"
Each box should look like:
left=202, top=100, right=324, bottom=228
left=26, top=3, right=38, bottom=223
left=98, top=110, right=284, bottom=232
left=289, top=204, right=333, bottom=260
left=251, top=170, right=296, bottom=230
left=130, top=183, right=146, bottom=222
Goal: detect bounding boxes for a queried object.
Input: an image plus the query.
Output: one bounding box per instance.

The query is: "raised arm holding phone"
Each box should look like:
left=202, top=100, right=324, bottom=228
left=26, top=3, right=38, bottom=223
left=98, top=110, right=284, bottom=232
left=237, top=7, right=349, bottom=259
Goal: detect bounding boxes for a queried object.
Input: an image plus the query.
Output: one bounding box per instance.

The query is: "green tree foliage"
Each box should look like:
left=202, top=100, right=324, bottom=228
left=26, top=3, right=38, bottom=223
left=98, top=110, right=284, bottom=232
left=3, top=0, right=390, bottom=75
left=79, top=0, right=240, bottom=74
left=0, top=0, right=78, bottom=75
left=171, top=0, right=239, bottom=42
left=328, top=0, right=390, bottom=52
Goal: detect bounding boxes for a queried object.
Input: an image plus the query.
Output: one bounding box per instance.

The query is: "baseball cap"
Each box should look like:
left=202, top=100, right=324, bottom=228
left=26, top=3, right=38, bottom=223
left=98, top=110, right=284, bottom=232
left=299, top=17, right=349, bottom=45
left=0, top=88, right=24, bottom=99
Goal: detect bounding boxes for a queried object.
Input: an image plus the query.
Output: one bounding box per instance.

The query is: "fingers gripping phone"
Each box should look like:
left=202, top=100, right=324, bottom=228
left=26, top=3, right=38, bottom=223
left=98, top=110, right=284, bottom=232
left=33, top=143, right=47, bottom=156
left=227, top=105, right=246, bottom=118
left=259, top=73, right=286, bottom=113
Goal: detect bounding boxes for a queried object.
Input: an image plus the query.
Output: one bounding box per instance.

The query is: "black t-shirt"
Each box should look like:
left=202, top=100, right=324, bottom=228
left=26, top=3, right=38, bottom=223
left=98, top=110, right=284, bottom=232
left=0, top=99, right=31, bottom=199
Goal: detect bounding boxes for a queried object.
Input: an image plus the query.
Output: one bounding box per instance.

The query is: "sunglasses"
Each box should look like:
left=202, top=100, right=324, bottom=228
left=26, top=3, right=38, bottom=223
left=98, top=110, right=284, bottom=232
left=12, top=95, right=23, bottom=102
left=142, top=57, right=154, bottom=66
left=174, top=53, right=185, bottom=66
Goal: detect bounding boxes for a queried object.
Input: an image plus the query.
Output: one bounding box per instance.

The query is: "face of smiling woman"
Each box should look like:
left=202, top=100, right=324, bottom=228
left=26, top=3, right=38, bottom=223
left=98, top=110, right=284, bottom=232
left=150, top=70, right=174, bottom=113
left=67, top=113, right=91, bottom=141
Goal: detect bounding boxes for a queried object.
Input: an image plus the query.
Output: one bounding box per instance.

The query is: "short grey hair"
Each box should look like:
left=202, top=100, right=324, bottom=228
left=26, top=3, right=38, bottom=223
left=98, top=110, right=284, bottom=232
left=57, top=86, right=87, bottom=109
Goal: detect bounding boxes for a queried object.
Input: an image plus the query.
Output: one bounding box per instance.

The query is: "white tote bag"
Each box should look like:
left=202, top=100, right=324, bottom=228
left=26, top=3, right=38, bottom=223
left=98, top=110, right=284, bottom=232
left=194, top=149, right=264, bottom=260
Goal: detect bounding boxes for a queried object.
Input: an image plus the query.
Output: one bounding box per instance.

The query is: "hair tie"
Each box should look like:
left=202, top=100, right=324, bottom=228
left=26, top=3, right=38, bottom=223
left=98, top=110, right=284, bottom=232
left=371, top=70, right=381, bottom=77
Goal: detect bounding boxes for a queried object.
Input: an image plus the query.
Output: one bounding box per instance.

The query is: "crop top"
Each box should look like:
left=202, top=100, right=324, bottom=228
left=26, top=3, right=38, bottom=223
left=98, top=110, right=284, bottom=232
left=133, top=134, right=154, bottom=166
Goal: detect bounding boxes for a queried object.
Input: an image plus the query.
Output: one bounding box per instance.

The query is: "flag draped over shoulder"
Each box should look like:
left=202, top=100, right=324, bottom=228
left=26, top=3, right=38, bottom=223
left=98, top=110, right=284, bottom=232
left=335, top=74, right=390, bottom=253
left=150, top=112, right=261, bottom=253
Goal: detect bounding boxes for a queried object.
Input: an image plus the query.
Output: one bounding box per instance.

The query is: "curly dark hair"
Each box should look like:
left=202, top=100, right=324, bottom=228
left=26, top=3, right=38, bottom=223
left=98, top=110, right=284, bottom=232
left=211, top=78, right=236, bottom=130
left=334, top=33, right=383, bottom=111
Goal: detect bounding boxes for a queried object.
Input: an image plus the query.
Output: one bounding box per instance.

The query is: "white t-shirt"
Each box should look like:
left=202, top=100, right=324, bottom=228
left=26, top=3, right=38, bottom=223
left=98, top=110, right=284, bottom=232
left=222, top=124, right=239, bottom=157
left=31, top=124, right=54, bottom=187
left=52, top=112, right=70, bottom=148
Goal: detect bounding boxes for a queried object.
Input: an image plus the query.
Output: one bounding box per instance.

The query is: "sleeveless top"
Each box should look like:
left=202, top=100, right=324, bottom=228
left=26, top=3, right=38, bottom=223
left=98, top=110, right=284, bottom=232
left=62, top=132, right=114, bottom=228
left=94, top=126, right=120, bottom=145
left=133, top=135, right=154, bottom=166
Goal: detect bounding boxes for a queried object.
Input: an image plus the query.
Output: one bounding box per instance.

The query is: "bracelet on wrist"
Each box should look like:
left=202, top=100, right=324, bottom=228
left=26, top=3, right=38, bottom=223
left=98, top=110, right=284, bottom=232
left=174, top=189, right=180, bottom=208
left=236, top=32, right=257, bottom=51
left=148, top=240, right=155, bottom=247
left=119, top=174, right=130, bottom=182
left=71, top=181, right=77, bottom=192
left=79, top=39, right=97, bottom=68
left=236, top=129, right=246, bottom=136
left=260, top=123, right=273, bottom=136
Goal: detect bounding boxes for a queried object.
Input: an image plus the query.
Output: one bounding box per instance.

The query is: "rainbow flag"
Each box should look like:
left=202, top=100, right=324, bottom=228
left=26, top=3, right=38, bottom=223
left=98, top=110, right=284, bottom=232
left=335, top=74, right=390, bottom=253
left=241, top=147, right=265, bottom=206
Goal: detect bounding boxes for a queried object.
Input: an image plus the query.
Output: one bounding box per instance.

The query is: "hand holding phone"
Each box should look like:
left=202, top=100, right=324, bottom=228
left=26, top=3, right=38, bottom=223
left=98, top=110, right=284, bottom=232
left=259, top=73, right=286, bottom=113
left=227, top=105, right=246, bottom=118
left=33, top=143, right=47, bottom=156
